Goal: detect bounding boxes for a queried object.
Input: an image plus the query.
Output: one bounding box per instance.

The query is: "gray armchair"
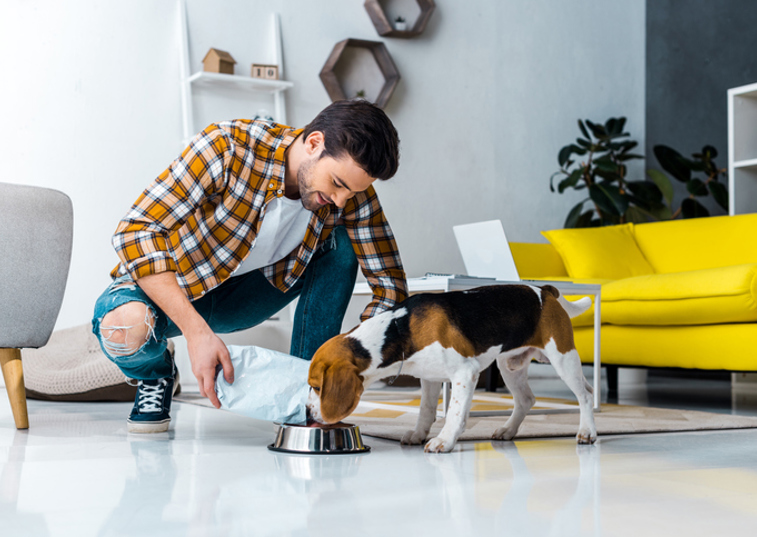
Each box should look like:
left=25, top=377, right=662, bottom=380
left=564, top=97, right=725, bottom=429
left=0, top=182, right=73, bottom=428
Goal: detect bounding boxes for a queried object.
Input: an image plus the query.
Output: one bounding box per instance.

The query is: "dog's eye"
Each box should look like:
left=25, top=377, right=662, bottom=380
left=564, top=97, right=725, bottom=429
left=312, top=387, right=321, bottom=393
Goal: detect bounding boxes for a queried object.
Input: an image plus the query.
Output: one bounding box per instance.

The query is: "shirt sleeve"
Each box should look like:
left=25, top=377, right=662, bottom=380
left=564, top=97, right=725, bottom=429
left=342, top=186, right=408, bottom=321
left=112, top=124, right=235, bottom=281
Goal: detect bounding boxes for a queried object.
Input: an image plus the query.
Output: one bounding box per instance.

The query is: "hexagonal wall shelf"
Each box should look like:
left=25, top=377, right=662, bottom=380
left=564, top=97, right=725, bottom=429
left=319, top=39, right=400, bottom=109
left=364, top=0, right=436, bottom=38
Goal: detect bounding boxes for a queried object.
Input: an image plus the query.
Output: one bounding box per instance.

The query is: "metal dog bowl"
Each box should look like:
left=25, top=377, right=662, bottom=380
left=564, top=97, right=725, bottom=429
left=268, top=423, right=370, bottom=455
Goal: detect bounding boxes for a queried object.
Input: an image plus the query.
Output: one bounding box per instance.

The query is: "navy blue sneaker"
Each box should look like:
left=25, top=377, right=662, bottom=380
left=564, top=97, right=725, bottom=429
left=127, top=368, right=180, bottom=434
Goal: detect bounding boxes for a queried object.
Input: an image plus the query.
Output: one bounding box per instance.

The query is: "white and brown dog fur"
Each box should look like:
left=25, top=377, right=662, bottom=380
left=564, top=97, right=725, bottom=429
left=306, top=284, right=597, bottom=453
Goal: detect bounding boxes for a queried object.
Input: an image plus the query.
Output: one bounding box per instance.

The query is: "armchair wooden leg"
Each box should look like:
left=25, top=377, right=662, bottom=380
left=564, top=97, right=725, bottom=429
left=0, top=348, right=29, bottom=429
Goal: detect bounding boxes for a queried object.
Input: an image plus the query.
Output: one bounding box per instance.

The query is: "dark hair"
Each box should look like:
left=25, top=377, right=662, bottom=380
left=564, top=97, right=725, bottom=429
left=302, top=100, right=400, bottom=180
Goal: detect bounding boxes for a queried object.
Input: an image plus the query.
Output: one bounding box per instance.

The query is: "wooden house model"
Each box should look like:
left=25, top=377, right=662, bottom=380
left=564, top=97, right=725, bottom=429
left=202, top=48, right=237, bottom=75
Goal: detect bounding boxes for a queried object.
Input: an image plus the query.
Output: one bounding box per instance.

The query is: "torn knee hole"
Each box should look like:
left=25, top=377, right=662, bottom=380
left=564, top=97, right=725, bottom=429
left=100, top=303, right=156, bottom=356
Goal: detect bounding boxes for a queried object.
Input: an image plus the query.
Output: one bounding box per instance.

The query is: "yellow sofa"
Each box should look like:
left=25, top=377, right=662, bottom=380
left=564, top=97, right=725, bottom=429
left=510, top=213, right=757, bottom=380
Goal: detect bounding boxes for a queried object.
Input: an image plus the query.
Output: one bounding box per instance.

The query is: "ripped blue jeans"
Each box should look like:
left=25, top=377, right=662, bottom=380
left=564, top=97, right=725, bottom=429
left=91, top=226, right=358, bottom=380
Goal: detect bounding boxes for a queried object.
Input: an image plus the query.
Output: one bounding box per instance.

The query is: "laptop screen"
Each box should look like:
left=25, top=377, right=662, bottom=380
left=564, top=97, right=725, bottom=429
left=452, top=220, right=520, bottom=281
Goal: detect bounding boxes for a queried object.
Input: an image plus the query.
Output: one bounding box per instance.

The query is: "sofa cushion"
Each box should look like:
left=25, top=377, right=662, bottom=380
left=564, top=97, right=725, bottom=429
left=633, top=213, right=757, bottom=274
left=542, top=223, right=654, bottom=280
left=599, top=263, right=757, bottom=325
left=510, top=242, right=569, bottom=278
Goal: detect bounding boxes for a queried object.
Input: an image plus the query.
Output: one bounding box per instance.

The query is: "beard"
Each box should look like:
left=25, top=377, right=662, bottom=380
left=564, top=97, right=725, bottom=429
left=296, top=158, right=326, bottom=211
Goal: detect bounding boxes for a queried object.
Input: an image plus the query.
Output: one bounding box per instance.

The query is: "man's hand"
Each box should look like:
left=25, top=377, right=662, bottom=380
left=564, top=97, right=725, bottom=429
left=186, top=328, right=234, bottom=409
left=135, top=271, right=235, bottom=409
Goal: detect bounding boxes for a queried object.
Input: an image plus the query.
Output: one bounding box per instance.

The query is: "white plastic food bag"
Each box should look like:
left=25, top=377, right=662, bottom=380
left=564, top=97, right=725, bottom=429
left=215, top=345, right=311, bottom=425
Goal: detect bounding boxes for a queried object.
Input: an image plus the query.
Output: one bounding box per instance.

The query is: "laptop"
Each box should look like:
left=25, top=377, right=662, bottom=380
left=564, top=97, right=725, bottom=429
left=452, top=220, right=521, bottom=281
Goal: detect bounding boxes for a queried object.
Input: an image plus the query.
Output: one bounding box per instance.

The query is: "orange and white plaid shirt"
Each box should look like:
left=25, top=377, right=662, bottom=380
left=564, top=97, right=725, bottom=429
left=111, top=119, right=407, bottom=320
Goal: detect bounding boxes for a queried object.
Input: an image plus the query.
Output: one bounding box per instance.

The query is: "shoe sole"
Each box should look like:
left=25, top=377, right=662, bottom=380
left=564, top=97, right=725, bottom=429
left=127, top=418, right=171, bottom=434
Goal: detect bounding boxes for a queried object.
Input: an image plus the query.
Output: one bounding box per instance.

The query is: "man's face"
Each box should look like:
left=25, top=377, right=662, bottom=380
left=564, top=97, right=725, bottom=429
left=296, top=152, right=375, bottom=211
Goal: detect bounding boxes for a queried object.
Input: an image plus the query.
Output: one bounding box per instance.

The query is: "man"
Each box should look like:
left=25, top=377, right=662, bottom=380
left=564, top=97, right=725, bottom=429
left=92, top=100, right=408, bottom=433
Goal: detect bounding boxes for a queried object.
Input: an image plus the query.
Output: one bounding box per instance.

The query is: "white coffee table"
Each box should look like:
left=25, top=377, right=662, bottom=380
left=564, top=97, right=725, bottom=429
left=353, top=276, right=602, bottom=414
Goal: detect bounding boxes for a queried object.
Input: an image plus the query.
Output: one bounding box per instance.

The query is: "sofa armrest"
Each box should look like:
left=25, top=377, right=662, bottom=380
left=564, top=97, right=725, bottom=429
left=510, top=242, right=569, bottom=279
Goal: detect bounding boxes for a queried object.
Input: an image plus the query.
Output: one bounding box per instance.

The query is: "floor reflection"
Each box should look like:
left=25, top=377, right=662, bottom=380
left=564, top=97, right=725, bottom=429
left=0, top=431, right=50, bottom=537
left=492, top=442, right=601, bottom=536
left=97, top=436, right=182, bottom=537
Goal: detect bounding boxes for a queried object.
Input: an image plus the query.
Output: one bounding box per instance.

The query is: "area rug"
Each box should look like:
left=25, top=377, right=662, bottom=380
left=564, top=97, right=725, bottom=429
left=175, top=390, right=757, bottom=441
left=350, top=391, right=757, bottom=441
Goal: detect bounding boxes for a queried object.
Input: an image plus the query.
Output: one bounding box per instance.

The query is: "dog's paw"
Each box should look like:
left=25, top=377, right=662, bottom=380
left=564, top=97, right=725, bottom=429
left=424, top=436, right=454, bottom=453
left=576, top=428, right=597, bottom=444
left=400, top=430, right=427, bottom=445
left=492, top=426, right=518, bottom=441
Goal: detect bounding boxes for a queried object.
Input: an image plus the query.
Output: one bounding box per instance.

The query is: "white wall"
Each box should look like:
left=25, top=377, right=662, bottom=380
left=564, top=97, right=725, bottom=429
left=1, top=0, right=645, bottom=386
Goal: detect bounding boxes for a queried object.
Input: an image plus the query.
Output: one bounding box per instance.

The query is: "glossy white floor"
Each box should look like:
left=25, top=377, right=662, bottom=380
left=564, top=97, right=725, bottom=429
left=2, top=374, right=757, bottom=537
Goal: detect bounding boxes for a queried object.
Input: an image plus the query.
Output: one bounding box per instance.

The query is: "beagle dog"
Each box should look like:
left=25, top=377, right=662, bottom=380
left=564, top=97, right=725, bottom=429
left=306, top=284, right=597, bottom=453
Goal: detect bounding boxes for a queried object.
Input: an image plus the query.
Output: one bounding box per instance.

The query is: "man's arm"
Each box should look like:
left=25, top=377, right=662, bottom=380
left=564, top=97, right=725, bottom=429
left=136, top=272, right=233, bottom=409
left=342, top=186, right=408, bottom=320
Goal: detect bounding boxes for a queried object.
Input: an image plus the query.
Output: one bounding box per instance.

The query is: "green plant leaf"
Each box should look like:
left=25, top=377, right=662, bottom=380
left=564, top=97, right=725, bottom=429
left=654, top=145, right=691, bottom=182
left=686, top=178, right=708, bottom=196
left=594, top=156, right=619, bottom=172
left=585, top=120, right=607, bottom=139
left=688, top=159, right=706, bottom=172
left=589, top=183, right=628, bottom=216
left=606, top=118, right=617, bottom=135
left=681, top=198, right=710, bottom=218
left=564, top=201, right=586, bottom=228
left=645, top=204, right=673, bottom=220
left=646, top=169, right=674, bottom=205
left=576, top=210, right=596, bottom=228
left=624, top=206, right=650, bottom=224
left=626, top=180, right=664, bottom=204
left=617, top=153, right=644, bottom=162
left=558, top=169, right=584, bottom=193
left=576, top=138, right=592, bottom=149
left=549, top=171, right=563, bottom=192
left=558, top=145, right=573, bottom=167
left=594, top=168, right=624, bottom=183
left=578, top=120, right=591, bottom=140
left=619, top=140, right=639, bottom=152
left=708, top=181, right=729, bottom=211
left=605, top=117, right=627, bottom=137
left=570, top=144, right=587, bottom=156
left=615, top=117, right=627, bottom=134
left=701, top=145, right=718, bottom=159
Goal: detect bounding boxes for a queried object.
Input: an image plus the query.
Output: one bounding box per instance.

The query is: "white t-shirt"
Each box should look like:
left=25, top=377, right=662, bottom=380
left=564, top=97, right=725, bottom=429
left=234, top=196, right=312, bottom=277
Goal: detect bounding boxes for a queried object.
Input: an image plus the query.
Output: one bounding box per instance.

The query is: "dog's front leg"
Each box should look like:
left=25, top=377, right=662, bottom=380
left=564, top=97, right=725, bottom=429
left=425, top=366, right=479, bottom=453
left=401, top=380, right=441, bottom=445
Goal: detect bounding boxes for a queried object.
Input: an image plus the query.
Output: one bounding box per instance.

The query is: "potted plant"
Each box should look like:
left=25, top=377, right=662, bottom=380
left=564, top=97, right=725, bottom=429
left=550, top=117, right=728, bottom=227
left=648, top=145, right=729, bottom=218
left=395, top=16, right=407, bottom=31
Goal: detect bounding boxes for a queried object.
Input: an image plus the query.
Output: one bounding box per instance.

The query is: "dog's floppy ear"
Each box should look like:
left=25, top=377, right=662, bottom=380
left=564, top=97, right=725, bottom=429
left=320, top=361, right=364, bottom=424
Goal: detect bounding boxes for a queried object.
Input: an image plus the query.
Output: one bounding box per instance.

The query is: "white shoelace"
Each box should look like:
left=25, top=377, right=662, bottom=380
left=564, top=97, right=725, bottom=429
left=137, top=379, right=169, bottom=413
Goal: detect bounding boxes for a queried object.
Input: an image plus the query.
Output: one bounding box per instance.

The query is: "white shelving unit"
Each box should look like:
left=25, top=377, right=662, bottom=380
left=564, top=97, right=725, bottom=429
left=727, top=82, right=757, bottom=215
left=177, top=0, right=294, bottom=145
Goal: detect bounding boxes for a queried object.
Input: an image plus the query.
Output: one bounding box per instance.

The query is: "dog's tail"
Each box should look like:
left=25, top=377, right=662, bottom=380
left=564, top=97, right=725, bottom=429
left=553, top=290, right=592, bottom=319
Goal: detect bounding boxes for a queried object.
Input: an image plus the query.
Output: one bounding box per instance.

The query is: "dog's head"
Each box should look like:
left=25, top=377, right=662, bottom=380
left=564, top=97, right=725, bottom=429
left=306, top=335, right=368, bottom=424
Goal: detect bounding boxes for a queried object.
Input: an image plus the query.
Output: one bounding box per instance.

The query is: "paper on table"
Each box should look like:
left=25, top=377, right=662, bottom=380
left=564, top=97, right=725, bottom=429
left=215, top=345, right=311, bottom=425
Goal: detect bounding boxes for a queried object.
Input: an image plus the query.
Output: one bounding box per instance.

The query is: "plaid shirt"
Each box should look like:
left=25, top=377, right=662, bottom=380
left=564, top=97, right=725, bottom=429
left=111, top=119, right=407, bottom=320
